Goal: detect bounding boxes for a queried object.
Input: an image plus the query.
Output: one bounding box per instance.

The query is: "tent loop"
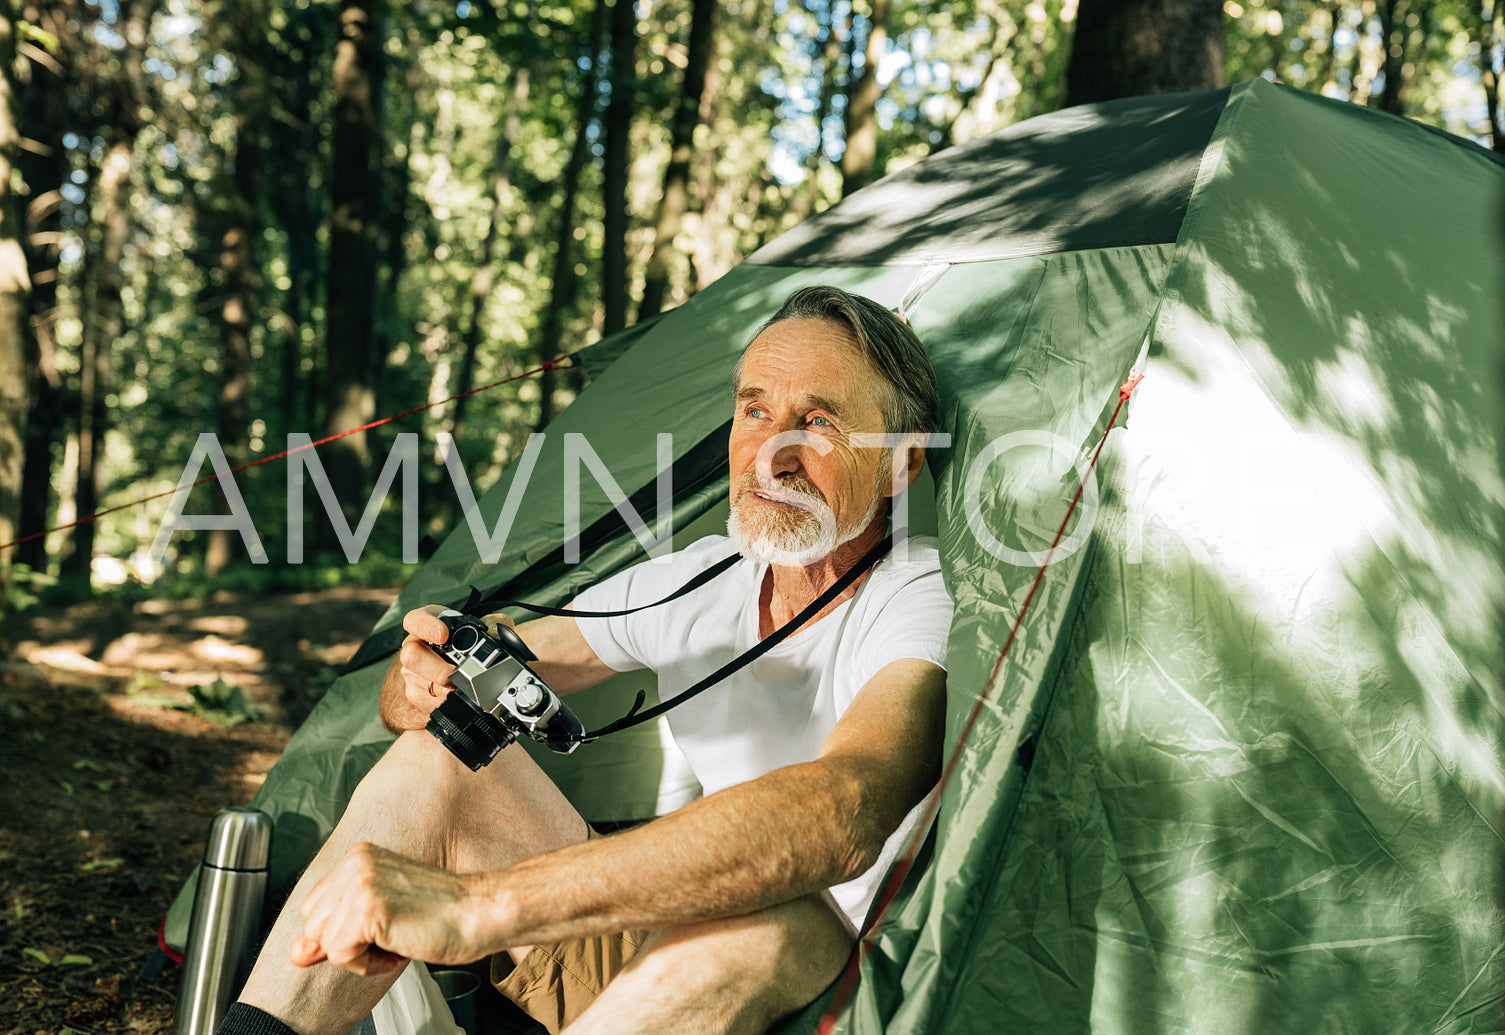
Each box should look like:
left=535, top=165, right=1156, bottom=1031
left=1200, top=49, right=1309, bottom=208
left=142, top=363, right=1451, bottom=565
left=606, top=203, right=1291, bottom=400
left=896, top=263, right=951, bottom=323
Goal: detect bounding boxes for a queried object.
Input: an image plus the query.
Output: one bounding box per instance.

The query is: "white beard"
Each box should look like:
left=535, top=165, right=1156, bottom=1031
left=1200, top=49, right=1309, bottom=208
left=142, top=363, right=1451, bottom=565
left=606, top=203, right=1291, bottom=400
left=726, top=466, right=887, bottom=567
left=728, top=504, right=841, bottom=567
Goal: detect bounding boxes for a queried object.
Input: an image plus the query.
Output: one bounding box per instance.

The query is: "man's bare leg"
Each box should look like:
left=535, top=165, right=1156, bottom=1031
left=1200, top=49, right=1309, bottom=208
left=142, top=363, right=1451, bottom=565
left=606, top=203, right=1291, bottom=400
left=565, top=894, right=855, bottom=1035
left=235, top=731, right=588, bottom=1035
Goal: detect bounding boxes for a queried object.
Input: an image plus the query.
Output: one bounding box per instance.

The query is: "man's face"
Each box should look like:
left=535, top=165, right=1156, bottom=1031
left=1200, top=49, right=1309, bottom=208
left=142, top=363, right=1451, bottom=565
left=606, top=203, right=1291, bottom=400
left=727, top=317, right=895, bottom=567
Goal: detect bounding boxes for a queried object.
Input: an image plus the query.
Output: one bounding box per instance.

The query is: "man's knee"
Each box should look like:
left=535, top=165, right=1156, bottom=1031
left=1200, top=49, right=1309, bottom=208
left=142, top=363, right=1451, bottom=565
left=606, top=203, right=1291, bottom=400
left=629, top=895, right=854, bottom=1029
left=344, top=731, right=465, bottom=817
left=346, top=730, right=588, bottom=873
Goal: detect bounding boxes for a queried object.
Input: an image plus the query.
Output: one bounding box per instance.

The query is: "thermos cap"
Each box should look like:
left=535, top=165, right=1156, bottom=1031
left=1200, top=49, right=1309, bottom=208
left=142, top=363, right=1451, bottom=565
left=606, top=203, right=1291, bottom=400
left=201, top=806, right=272, bottom=871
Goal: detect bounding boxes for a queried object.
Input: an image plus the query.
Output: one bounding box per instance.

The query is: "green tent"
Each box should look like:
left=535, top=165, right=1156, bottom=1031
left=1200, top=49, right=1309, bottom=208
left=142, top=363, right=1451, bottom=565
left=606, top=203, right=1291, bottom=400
left=168, top=79, right=1505, bottom=1033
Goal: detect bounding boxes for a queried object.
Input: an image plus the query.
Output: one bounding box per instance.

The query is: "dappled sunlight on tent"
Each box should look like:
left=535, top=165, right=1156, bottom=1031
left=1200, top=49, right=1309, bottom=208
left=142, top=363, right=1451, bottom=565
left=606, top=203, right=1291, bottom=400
left=752, top=92, right=1225, bottom=268
left=1391, top=594, right=1505, bottom=798
left=1120, top=346, right=1387, bottom=601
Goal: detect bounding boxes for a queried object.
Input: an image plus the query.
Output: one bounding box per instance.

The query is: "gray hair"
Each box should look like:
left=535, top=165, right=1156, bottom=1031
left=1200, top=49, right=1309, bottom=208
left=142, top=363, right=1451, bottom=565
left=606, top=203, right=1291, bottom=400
left=735, top=286, right=940, bottom=435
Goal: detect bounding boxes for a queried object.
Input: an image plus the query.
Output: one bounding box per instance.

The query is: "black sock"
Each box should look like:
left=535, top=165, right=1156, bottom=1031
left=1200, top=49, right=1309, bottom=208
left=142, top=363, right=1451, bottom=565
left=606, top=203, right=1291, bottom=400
left=216, top=1003, right=303, bottom=1035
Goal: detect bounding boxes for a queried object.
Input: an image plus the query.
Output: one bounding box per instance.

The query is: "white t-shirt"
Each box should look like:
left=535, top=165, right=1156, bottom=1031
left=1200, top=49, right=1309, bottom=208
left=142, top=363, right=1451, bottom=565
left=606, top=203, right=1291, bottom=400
left=573, top=534, right=953, bottom=929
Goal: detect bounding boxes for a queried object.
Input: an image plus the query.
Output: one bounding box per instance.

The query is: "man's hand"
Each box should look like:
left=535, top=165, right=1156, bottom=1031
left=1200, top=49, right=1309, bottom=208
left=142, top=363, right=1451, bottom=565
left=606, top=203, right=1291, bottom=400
left=381, top=607, right=521, bottom=733
left=291, top=842, right=485, bottom=976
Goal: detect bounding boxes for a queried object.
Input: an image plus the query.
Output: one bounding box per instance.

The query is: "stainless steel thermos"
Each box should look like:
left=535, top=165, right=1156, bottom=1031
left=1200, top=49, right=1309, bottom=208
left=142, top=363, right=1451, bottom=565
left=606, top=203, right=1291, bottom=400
left=174, top=806, right=273, bottom=1035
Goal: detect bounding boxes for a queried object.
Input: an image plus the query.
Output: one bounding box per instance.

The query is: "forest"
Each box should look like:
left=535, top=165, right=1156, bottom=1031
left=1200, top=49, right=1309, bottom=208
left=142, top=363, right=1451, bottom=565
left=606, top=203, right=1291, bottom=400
left=1, top=0, right=1503, bottom=631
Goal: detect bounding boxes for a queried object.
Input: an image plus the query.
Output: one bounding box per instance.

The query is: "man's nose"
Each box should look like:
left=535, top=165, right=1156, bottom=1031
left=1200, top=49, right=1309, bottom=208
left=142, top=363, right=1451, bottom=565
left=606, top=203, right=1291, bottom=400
left=753, top=424, right=810, bottom=478
left=766, top=439, right=802, bottom=477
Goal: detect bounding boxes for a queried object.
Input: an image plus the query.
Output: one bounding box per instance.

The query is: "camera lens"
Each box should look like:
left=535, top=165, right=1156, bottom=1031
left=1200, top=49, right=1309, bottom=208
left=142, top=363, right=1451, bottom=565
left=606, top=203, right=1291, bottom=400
left=427, top=693, right=513, bottom=770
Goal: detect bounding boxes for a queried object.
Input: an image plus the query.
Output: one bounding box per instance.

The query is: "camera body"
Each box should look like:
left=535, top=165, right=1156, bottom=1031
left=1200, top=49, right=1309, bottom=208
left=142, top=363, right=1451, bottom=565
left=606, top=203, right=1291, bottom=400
left=423, top=609, right=583, bottom=770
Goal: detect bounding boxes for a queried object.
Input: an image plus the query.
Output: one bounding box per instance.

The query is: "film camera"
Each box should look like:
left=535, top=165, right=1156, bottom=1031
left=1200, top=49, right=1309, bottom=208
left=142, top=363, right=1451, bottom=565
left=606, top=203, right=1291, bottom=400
left=423, top=610, right=584, bottom=769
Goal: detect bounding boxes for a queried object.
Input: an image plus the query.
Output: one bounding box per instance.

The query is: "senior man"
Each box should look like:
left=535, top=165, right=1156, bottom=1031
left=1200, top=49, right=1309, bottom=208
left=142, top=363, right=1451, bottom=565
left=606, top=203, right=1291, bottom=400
left=220, top=286, right=953, bottom=1035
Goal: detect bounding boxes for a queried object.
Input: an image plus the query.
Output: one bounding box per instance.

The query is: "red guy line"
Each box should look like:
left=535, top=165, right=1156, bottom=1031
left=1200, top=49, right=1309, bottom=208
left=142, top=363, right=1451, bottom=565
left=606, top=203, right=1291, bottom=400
left=0, top=355, right=577, bottom=554
left=815, top=368, right=1144, bottom=1035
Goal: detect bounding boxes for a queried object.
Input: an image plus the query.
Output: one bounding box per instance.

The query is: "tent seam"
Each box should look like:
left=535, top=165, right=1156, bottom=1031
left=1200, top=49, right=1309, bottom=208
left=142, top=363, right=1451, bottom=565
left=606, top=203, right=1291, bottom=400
left=935, top=531, right=1106, bottom=1034
left=930, top=385, right=1125, bottom=1031
left=1138, top=81, right=1254, bottom=367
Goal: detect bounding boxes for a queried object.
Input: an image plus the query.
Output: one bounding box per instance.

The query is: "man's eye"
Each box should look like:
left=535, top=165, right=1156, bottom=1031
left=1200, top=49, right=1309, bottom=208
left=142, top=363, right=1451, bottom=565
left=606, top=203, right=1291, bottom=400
left=808, top=415, right=832, bottom=428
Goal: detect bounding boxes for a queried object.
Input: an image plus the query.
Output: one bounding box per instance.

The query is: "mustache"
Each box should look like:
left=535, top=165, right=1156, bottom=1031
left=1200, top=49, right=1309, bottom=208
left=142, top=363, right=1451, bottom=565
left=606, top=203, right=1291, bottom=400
left=738, top=470, right=827, bottom=508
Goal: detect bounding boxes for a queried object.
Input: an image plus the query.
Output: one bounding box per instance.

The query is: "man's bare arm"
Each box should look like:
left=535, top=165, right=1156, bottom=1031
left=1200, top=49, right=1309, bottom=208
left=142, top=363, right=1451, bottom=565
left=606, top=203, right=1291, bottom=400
left=377, top=609, right=619, bottom=734
left=297, top=657, right=946, bottom=969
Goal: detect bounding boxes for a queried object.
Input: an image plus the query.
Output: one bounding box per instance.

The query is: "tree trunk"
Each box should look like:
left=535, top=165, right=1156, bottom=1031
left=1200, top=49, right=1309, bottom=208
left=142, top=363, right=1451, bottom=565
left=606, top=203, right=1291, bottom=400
left=1374, top=0, right=1408, bottom=115
left=690, top=27, right=723, bottom=291
left=1315, top=3, right=1345, bottom=96
left=841, top=0, right=889, bottom=196
left=795, top=0, right=846, bottom=218
left=0, top=2, right=31, bottom=620
left=635, top=0, right=717, bottom=322
left=207, top=12, right=266, bottom=578
left=1062, top=0, right=1225, bottom=107
left=62, top=0, right=153, bottom=586
left=14, top=0, right=70, bottom=574
left=535, top=0, right=608, bottom=430
left=601, top=0, right=636, bottom=337
left=269, top=5, right=326, bottom=439
left=16, top=322, right=59, bottom=575
left=452, top=58, right=530, bottom=446
left=372, top=20, right=419, bottom=428
left=320, top=0, right=384, bottom=543
left=63, top=139, right=129, bottom=585
left=1475, top=0, right=1503, bottom=152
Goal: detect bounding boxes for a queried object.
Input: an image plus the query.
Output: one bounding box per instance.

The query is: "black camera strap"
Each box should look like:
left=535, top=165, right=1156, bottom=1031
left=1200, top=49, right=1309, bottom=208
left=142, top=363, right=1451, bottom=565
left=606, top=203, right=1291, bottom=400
left=459, top=551, right=741, bottom=621
left=578, top=529, right=897, bottom=742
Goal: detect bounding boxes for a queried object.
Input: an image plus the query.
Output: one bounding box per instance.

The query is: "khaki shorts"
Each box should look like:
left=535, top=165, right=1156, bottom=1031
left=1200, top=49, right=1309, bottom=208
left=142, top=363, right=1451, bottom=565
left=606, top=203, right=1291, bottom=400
left=490, top=926, right=647, bottom=1034
left=489, top=828, right=647, bottom=1034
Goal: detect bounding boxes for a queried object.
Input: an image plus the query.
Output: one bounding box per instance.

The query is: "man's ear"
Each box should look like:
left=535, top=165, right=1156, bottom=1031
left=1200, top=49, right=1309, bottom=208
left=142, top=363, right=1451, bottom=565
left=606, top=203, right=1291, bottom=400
left=885, top=439, right=926, bottom=498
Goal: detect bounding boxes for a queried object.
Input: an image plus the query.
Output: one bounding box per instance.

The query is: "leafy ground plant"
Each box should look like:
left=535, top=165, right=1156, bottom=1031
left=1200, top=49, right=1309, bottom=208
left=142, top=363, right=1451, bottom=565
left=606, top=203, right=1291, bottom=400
left=128, top=674, right=267, bottom=726
left=181, top=677, right=266, bottom=726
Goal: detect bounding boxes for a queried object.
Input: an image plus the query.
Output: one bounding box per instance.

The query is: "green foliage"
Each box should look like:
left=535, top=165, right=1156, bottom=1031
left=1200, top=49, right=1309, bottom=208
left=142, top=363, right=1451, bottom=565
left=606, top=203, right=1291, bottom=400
left=183, top=677, right=266, bottom=725
left=2, top=563, right=56, bottom=614
left=1220, top=0, right=1499, bottom=142
left=17, top=943, right=93, bottom=966
left=16, top=20, right=62, bottom=52
left=132, top=674, right=267, bottom=725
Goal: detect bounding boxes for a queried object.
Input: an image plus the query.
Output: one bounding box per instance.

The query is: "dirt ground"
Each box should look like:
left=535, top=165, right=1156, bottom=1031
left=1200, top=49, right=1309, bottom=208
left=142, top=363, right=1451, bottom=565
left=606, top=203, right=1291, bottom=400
left=0, top=585, right=397, bottom=1034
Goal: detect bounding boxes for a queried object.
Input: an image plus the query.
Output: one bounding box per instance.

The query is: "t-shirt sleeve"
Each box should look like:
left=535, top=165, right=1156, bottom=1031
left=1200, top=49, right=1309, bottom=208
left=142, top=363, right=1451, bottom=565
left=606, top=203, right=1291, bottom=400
left=846, top=566, right=954, bottom=697
left=569, top=564, right=650, bottom=674
left=570, top=538, right=734, bottom=674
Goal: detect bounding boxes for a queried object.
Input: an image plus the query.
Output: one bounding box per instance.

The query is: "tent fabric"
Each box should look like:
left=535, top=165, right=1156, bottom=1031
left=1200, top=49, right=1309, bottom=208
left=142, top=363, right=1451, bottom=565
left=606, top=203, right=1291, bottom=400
left=748, top=90, right=1226, bottom=266
left=168, top=79, right=1504, bottom=1034
left=780, top=81, right=1505, bottom=1034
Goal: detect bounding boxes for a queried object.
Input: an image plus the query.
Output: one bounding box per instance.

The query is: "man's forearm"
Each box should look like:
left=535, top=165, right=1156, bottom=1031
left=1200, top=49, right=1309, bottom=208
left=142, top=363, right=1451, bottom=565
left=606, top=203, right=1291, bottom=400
left=460, top=757, right=893, bottom=951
